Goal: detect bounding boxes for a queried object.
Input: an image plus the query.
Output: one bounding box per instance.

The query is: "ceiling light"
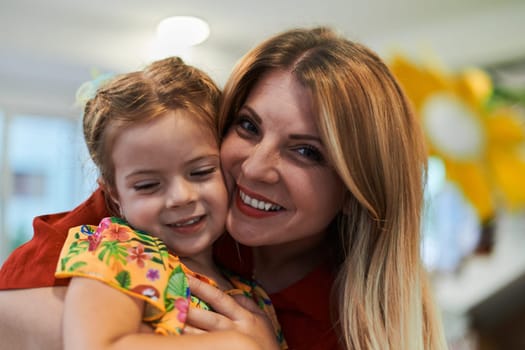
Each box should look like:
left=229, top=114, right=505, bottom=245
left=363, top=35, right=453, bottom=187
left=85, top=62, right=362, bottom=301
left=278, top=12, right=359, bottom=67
left=156, top=16, right=210, bottom=48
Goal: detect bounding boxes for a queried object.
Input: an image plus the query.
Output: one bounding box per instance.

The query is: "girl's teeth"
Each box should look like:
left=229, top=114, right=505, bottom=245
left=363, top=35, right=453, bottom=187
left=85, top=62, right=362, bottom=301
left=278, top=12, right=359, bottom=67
left=175, top=217, right=200, bottom=227
left=240, top=190, right=281, bottom=211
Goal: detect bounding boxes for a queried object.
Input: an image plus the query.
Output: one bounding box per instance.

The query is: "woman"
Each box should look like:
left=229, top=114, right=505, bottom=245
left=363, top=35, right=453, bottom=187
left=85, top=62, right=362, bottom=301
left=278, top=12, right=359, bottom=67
left=0, top=27, right=447, bottom=349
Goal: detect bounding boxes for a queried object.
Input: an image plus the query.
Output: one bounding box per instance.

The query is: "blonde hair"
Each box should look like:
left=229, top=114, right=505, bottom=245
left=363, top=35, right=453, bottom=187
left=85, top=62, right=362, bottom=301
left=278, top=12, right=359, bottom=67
left=219, top=27, right=447, bottom=350
left=82, top=57, right=220, bottom=213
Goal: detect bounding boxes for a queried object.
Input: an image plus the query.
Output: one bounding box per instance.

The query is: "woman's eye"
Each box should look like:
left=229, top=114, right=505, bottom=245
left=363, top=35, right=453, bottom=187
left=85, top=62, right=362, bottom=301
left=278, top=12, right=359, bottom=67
left=236, top=116, right=258, bottom=135
left=295, top=145, right=324, bottom=163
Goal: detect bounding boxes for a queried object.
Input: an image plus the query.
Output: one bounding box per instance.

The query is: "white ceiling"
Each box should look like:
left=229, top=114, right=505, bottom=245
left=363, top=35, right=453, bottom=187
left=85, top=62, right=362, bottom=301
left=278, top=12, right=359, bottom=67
left=1, top=0, right=525, bottom=117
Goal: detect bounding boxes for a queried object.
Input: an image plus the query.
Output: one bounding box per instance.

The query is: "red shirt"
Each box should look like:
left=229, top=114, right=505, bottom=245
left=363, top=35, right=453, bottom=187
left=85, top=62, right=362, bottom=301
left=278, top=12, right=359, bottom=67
left=0, top=188, right=342, bottom=350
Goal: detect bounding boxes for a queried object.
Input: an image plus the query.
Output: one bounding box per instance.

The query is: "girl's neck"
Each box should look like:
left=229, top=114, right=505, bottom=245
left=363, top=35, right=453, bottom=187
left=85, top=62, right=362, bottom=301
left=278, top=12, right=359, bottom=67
left=252, top=234, right=329, bottom=294
left=180, top=251, right=232, bottom=291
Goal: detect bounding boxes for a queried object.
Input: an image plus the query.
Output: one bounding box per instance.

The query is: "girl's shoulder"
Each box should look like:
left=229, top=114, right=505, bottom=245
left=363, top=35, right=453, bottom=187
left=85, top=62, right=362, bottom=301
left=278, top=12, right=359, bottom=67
left=56, top=217, right=173, bottom=308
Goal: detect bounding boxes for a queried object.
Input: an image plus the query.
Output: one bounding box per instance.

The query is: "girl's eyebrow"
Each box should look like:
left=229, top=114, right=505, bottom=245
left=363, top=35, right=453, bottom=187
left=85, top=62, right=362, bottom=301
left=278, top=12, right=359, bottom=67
left=124, top=169, right=156, bottom=179
left=184, top=154, right=220, bottom=166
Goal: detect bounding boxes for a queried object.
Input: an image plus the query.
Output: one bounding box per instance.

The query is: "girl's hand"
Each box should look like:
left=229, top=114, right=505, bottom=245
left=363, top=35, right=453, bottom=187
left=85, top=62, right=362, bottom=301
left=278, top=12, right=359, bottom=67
left=186, top=275, right=280, bottom=350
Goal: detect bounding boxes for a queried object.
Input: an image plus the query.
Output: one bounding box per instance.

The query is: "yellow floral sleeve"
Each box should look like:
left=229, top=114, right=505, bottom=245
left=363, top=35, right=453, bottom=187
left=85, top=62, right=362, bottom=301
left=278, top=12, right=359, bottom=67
left=55, top=217, right=192, bottom=335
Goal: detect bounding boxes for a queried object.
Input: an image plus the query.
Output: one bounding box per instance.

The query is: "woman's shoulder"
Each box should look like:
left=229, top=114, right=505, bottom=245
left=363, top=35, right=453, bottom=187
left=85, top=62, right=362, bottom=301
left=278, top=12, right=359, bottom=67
left=0, top=188, right=109, bottom=289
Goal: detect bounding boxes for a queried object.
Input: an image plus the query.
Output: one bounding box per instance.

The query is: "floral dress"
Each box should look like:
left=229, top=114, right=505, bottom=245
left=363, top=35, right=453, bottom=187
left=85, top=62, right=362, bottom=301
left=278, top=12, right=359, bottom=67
left=55, top=217, right=287, bottom=348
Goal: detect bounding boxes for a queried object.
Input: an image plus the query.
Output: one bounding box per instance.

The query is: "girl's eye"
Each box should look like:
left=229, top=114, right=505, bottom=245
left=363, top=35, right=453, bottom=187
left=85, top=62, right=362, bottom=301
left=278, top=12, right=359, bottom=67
left=133, top=182, right=160, bottom=192
left=294, top=145, right=325, bottom=163
left=190, top=167, right=217, bottom=178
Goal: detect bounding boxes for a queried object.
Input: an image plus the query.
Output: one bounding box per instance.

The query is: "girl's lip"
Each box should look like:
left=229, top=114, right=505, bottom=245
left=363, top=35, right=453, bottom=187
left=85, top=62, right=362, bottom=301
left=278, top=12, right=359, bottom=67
left=167, top=215, right=206, bottom=234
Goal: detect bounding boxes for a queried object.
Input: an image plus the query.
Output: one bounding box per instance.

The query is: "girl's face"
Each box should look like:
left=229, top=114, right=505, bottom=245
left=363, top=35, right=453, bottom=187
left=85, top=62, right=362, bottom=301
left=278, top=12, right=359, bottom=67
left=220, top=69, right=345, bottom=247
left=111, top=111, right=227, bottom=259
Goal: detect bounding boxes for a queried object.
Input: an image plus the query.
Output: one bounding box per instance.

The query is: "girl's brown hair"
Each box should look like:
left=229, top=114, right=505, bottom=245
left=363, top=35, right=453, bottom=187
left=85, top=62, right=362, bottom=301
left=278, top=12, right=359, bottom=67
left=83, top=56, right=220, bottom=213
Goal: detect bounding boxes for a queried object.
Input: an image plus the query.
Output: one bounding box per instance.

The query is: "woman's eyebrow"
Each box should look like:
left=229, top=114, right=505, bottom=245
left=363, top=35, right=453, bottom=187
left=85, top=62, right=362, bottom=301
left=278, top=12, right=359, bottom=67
left=289, top=134, right=322, bottom=144
left=243, top=105, right=323, bottom=144
left=240, top=105, right=262, bottom=124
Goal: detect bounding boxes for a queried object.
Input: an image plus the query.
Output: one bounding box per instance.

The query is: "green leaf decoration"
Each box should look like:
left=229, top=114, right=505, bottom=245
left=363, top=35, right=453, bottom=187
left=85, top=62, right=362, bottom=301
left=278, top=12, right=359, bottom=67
left=111, top=217, right=127, bottom=225
left=60, top=257, right=69, bottom=271
left=67, top=261, right=87, bottom=272
left=115, top=270, right=131, bottom=289
left=167, top=266, right=188, bottom=298
left=134, top=230, right=157, bottom=242
left=190, top=295, right=211, bottom=311
left=165, top=297, right=174, bottom=312
left=98, top=241, right=128, bottom=265
left=151, top=257, right=164, bottom=265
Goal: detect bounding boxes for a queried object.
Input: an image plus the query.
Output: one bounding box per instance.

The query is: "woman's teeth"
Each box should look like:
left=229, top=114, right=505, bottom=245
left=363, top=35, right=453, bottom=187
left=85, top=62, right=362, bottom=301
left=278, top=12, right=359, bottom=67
left=240, top=190, right=282, bottom=211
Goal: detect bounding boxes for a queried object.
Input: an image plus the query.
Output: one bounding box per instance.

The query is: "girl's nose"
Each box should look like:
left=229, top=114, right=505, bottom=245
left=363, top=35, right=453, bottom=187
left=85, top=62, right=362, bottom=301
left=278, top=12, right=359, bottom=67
left=240, top=142, right=280, bottom=184
left=166, top=179, right=196, bottom=208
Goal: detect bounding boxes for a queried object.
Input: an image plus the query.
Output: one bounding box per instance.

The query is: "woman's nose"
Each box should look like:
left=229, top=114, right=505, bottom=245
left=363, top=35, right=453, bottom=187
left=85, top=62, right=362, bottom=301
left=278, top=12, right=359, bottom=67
left=166, top=179, right=196, bottom=208
left=240, top=142, right=280, bottom=184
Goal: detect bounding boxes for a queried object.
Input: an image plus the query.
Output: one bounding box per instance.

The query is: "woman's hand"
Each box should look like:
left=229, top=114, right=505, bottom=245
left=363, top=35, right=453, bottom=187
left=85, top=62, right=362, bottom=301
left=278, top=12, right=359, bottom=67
left=0, top=287, right=67, bottom=350
left=186, top=275, right=281, bottom=350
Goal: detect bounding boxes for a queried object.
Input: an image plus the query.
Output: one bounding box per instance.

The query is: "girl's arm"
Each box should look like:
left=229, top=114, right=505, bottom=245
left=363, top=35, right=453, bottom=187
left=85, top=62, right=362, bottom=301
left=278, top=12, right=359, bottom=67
left=64, top=277, right=277, bottom=350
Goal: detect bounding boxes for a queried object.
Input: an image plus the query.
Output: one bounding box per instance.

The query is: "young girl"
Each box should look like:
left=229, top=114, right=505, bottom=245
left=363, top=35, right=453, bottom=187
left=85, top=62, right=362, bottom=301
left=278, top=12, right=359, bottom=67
left=54, top=57, right=285, bottom=350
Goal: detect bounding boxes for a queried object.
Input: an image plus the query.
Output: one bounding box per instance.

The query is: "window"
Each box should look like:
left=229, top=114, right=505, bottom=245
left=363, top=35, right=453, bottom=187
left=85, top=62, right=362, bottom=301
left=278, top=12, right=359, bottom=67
left=422, top=156, right=481, bottom=273
left=0, top=113, right=97, bottom=264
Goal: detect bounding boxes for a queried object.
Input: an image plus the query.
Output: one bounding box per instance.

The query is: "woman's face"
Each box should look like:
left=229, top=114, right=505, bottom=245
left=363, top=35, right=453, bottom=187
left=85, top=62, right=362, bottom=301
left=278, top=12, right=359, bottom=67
left=220, top=69, right=345, bottom=247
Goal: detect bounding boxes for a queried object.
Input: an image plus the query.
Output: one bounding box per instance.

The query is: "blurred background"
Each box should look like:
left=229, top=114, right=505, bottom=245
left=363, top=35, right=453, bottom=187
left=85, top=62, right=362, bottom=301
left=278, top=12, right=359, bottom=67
left=1, top=0, right=524, bottom=348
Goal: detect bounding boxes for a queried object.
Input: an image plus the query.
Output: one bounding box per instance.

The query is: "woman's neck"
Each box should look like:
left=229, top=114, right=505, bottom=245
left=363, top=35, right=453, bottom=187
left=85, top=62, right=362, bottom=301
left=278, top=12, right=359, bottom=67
left=252, top=234, right=329, bottom=294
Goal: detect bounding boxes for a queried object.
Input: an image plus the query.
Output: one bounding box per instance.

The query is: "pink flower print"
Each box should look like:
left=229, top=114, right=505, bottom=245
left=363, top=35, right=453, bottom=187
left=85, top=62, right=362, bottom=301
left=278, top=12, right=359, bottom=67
left=98, top=217, right=112, bottom=231
left=146, top=268, right=160, bottom=281
left=127, top=244, right=151, bottom=268
left=86, top=228, right=102, bottom=251
left=105, top=223, right=131, bottom=242
left=80, top=224, right=103, bottom=252
left=175, top=298, right=189, bottom=323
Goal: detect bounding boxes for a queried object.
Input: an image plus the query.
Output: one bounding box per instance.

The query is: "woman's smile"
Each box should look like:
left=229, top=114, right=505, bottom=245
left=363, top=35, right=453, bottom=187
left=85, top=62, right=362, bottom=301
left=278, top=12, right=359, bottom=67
left=235, top=186, right=283, bottom=218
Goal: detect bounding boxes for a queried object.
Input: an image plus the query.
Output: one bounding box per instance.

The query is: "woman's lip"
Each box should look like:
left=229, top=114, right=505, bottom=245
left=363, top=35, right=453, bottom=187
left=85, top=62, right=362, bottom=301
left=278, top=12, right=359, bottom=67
left=234, top=187, right=282, bottom=218
left=236, top=185, right=279, bottom=205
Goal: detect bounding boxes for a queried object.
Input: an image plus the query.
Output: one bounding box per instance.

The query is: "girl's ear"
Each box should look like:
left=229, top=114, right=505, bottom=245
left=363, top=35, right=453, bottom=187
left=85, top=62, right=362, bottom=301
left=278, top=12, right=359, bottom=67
left=98, top=178, right=121, bottom=217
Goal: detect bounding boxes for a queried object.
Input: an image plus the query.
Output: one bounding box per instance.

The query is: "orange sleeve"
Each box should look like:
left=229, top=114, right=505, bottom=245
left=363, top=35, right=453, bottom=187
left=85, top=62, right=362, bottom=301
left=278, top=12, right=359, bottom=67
left=0, top=187, right=110, bottom=289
